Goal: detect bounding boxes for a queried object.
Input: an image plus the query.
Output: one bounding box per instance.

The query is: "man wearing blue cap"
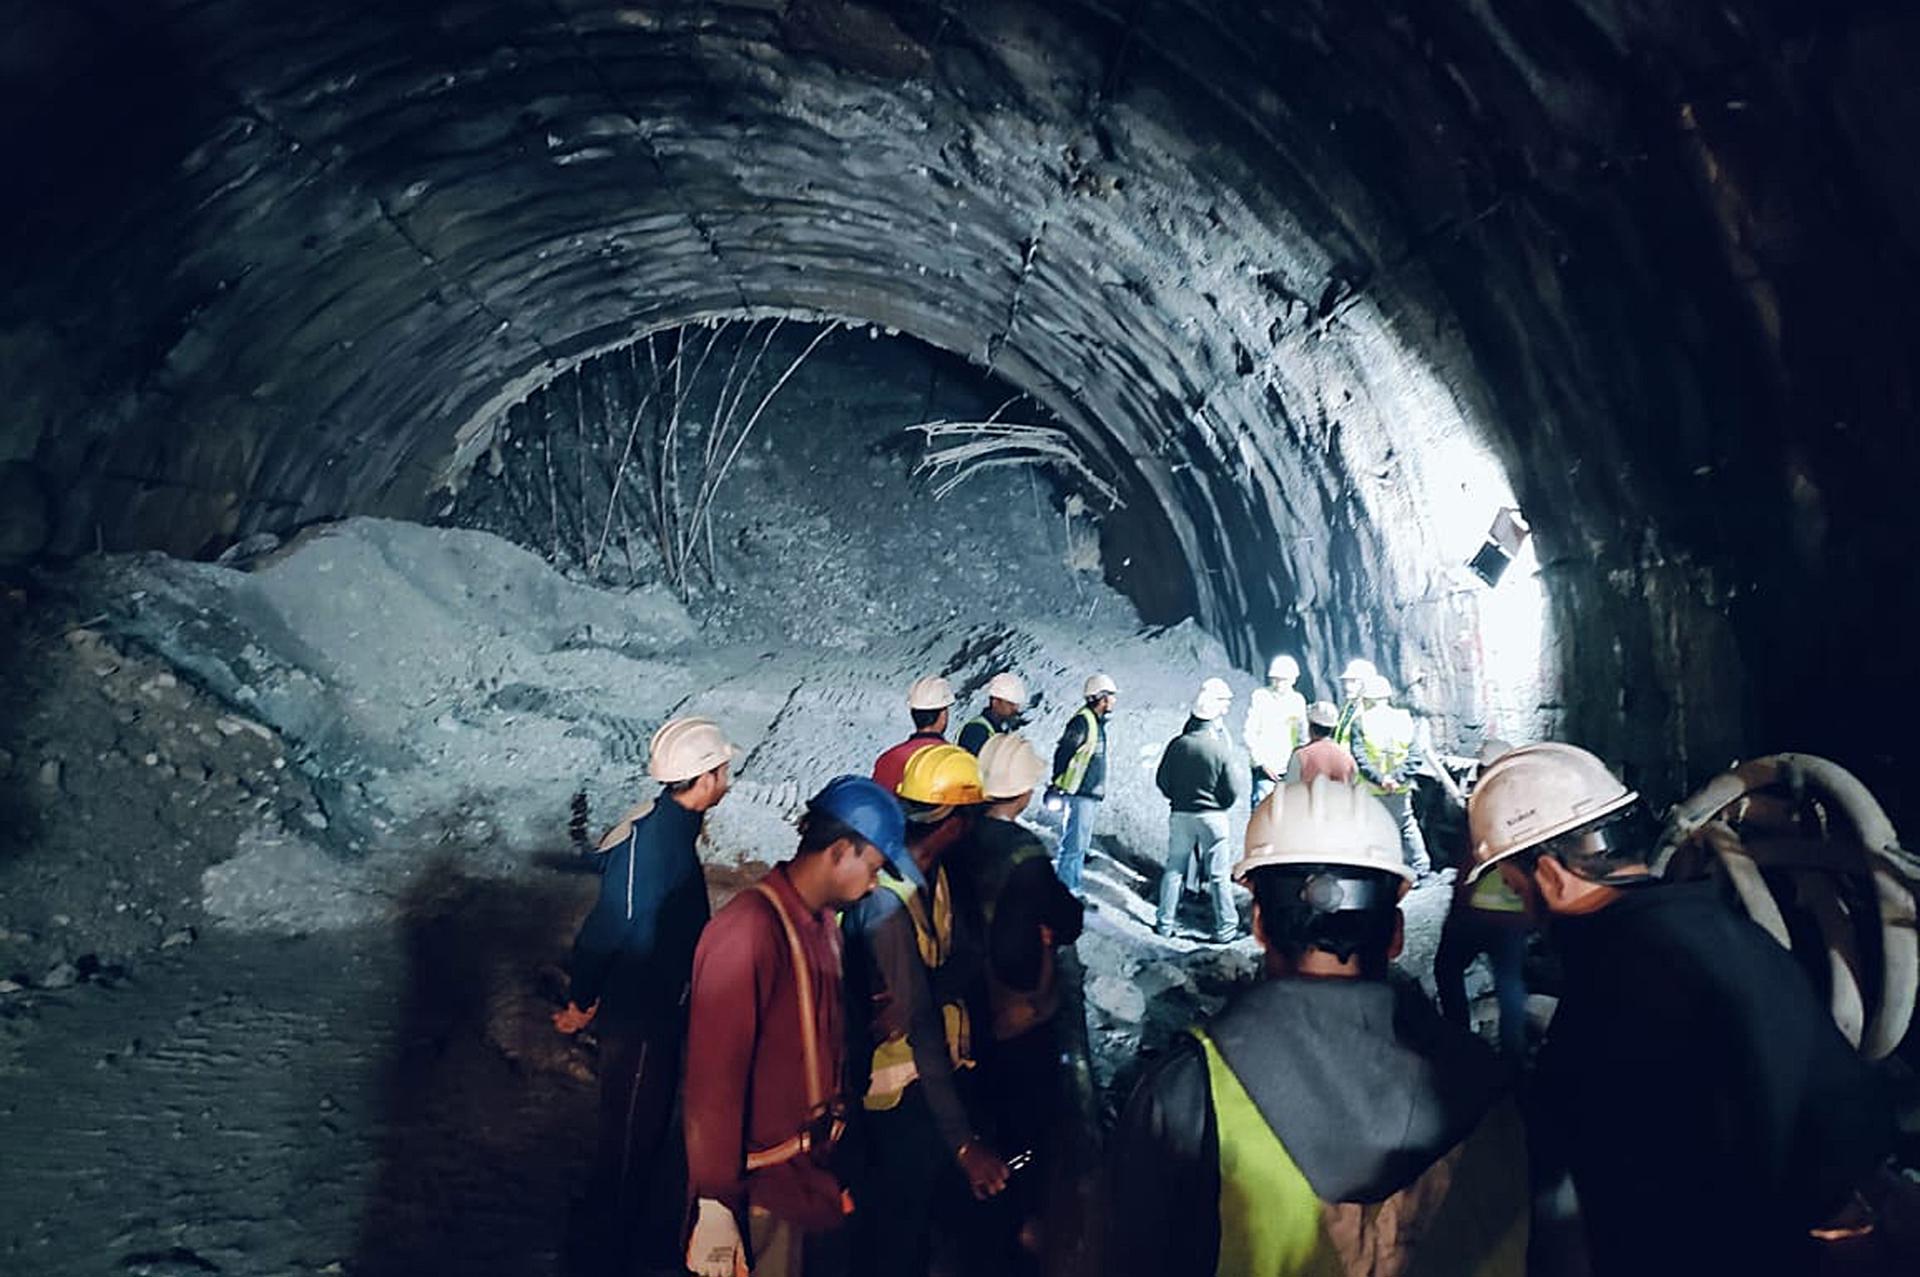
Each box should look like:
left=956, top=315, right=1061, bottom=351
left=684, top=775, right=904, bottom=1277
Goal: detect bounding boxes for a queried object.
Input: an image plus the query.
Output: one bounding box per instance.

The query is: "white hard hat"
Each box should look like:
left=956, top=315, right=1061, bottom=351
left=1465, top=742, right=1639, bottom=884
left=907, top=675, right=956, bottom=711
left=1083, top=673, right=1118, bottom=698
left=1267, top=654, right=1300, bottom=681
left=1306, top=700, right=1340, bottom=729
left=648, top=717, right=739, bottom=784
left=984, top=672, right=1028, bottom=708
left=977, top=733, right=1048, bottom=800
left=1340, top=659, right=1377, bottom=682
left=1235, top=778, right=1412, bottom=884
left=1361, top=674, right=1393, bottom=701
left=1191, top=677, right=1233, bottom=720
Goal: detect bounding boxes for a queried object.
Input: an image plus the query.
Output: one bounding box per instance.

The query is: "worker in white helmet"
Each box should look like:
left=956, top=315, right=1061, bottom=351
left=1332, top=658, right=1376, bottom=746
left=557, top=716, right=738, bottom=1277
left=1347, top=674, right=1430, bottom=875
left=957, top=671, right=1029, bottom=755
left=1045, top=673, right=1116, bottom=894
left=1466, top=743, right=1891, bottom=1276
left=874, top=675, right=956, bottom=795
left=1108, top=779, right=1527, bottom=1276
left=1244, top=654, right=1308, bottom=809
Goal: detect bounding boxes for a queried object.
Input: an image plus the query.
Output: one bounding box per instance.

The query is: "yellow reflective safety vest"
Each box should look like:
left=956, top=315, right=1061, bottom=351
left=1469, top=870, right=1527, bottom=914
left=1331, top=698, right=1362, bottom=747
left=1353, top=704, right=1415, bottom=796
left=1054, top=705, right=1101, bottom=792
left=863, top=866, right=974, bottom=1110
left=1193, top=1028, right=1528, bottom=1276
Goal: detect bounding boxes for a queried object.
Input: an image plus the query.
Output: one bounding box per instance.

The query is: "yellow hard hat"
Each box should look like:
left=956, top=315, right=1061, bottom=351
left=896, top=742, right=985, bottom=809
left=1465, top=742, right=1638, bottom=884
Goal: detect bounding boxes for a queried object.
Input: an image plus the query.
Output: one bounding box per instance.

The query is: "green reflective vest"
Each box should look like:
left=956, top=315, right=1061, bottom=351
left=1193, top=1028, right=1528, bottom=1277
left=1332, top=698, right=1362, bottom=747
left=1353, top=705, right=1415, bottom=796
left=1054, top=705, right=1101, bottom=792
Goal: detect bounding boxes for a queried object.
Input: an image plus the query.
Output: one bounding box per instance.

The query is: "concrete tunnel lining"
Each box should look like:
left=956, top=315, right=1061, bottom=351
left=9, top=1, right=1920, bottom=807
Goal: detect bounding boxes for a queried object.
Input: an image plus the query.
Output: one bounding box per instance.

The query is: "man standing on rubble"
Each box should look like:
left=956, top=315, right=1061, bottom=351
left=956, top=672, right=1028, bottom=756
left=1154, top=677, right=1247, bottom=943
left=1244, top=655, right=1308, bottom=808
left=683, top=775, right=905, bottom=1277
left=1109, top=779, right=1528, bottom=1275
left=1348, top=674, right=1430, bottom=875
left=555, top=716, right=738, bottom=1277
left=1466, top=743, right=1893, bottom=1276
left=873, top=676, right=954, bottom=796
left=844, top=744, right=1010, bottom=1277
left=951, top=732, right=1085, bottom=1273
left=1047, top=674, right=1116, bottom=895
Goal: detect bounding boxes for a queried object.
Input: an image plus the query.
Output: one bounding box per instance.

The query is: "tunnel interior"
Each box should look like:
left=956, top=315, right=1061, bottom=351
left=3, top=1, right=1920, bottom=1273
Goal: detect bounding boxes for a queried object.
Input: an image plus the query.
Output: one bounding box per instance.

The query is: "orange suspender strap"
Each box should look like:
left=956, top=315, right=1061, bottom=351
left=744, top=881, right=834, bottom=1173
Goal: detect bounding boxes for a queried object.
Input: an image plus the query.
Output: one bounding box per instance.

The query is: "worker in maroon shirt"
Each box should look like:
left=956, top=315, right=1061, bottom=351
left=683, top=775, right=906, bottom=1277
left=1285, top=701, right=1357, bottom=786
left=873, top=675, right=954, bottom=795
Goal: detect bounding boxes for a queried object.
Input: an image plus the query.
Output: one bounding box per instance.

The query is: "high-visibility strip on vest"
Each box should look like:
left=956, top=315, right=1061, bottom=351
left=1332, top=699, right=1361, bottom=747
left=1192, top=1029, right=1336, bottom=1277
left=1054, top=706, right=1101, bottom=792
left=863, top=866, right=973, bottom=1110
left=1193, top=1028, right=1529, bottom=1277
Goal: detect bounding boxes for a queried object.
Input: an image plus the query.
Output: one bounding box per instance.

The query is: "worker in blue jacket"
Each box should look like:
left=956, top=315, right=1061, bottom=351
left=555, top=717, right=738, bottom=1277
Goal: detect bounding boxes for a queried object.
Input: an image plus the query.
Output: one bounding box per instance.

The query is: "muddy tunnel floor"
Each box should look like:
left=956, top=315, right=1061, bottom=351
left=0, top=508, right=1474, bottom=1276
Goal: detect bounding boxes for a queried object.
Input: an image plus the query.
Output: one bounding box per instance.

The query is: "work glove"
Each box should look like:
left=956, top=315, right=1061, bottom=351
left=551, top=1001, right=598, bottom=1034
left=686, top=1198, right=748, bottom=1277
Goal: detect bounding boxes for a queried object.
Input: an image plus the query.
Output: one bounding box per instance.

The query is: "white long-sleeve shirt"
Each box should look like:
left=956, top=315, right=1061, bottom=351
left=1243, top=685, right=1308, bottom=775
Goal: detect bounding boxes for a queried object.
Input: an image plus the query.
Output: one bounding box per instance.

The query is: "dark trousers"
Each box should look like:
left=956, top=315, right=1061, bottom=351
left=1434, top=910, right=1529, bottom=1059
left=848, top=1084, right=972, bottom=1277
left=571, top=1022, right=687, bottom=1277
left=976, top=1023, right=1061, bottom=1274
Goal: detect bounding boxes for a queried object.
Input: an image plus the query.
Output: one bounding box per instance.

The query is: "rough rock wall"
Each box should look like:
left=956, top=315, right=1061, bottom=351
left=5, top=1, right=1918, bottom=807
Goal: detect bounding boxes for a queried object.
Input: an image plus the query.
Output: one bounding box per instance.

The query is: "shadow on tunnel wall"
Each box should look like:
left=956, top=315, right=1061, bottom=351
left=350, top=855, right=598, bottom=1277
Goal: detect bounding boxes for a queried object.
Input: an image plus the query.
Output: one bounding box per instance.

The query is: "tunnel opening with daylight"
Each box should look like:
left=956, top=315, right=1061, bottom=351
left=3, top=2, right=1919, bottom=1274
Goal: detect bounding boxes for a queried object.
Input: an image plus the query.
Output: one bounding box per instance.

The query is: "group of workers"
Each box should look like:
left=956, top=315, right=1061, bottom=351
left=553, top=660, right=1899, bottom=1277
left=1151, top=654, right=1431, bottom=945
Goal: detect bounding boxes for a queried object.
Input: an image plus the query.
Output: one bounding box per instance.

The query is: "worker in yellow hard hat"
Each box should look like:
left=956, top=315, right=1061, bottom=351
left=1108, top=779, right=1528, bottom=1277
left=843, top=744, right=1009, bottom=1277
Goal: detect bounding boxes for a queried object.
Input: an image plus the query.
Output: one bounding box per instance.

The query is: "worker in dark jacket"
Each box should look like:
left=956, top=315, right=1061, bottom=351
left=948, top=732, right=1084, bottom=1273
left=555, top=716, right=738, bottom=1277
left=1154, top=678, right=1247, bottom=943
left=1046, top=673, right=1116, bottom=894
left=1466, top=743, right=1893, bottom=1276
left=1110, top=779, right=1528, bottom=1276
left=844, top=745, right=1010, bottom=1277
left=956, top=671, right=1027, bottom=755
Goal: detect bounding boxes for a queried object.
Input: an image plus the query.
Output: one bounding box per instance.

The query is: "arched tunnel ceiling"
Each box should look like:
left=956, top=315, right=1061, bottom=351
left=5, top=0, right=1919, bottom=803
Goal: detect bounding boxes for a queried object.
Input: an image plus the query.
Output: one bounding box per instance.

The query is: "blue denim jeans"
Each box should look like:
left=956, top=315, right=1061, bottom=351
left=1249, top=770, right=1275, bottom=811
left=1055, top=795, right=1097, bottom=894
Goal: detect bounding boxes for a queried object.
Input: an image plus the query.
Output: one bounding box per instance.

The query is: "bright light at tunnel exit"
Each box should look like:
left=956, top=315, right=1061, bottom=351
left=1471, top=533, right=1548, bottom=741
